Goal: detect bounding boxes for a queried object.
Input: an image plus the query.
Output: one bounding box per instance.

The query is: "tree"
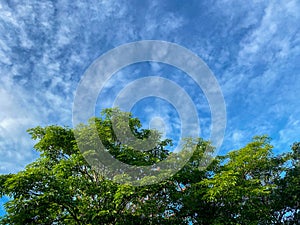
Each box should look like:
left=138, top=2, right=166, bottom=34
left=195, top=136, right=298, bottom=224
left=0, top=109, right=299, bottom=224
left=0, top=109, right=170, bottom=224
left=271, top=142, right=300, bottom=224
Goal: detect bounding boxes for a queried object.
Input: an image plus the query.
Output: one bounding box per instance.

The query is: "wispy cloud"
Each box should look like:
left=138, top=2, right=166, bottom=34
left=211, top=0, right=300, bottom=152
left=0, top=0, right=299, bottom=175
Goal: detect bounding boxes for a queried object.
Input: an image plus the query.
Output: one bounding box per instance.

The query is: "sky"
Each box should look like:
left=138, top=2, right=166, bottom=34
left=0, top=0, right=300, bottom=216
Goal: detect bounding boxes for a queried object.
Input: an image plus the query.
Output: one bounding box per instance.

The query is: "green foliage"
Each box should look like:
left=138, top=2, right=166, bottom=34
left=0, top=109, right=299, bottom=224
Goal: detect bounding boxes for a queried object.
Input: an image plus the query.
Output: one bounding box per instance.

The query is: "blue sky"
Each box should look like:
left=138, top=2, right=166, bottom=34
left=0, top=0, right=300, bottom=216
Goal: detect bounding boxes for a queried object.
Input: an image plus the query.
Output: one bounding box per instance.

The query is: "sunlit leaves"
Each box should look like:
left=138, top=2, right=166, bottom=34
left=0, top=109, right=299, bottom=224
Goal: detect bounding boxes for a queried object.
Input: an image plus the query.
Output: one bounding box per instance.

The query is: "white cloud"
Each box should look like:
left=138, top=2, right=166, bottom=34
left=0, top=0, right=299, bottom=175
left=232, top=130, right=244, bottom=146
left=139, top=1, right=185, bottom=40
left=278, top=116, right=300, bottom=149
left=238, top=0, right=299, bottom=65
left=0, top=88, right=39, bottom=173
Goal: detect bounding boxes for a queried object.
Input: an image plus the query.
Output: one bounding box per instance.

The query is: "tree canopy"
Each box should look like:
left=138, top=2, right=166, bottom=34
left=0, top=109, right=299, bottom=224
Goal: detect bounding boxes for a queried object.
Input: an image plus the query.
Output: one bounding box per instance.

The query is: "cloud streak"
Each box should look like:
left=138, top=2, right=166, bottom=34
left=0, top=0, right=299, bottom=175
